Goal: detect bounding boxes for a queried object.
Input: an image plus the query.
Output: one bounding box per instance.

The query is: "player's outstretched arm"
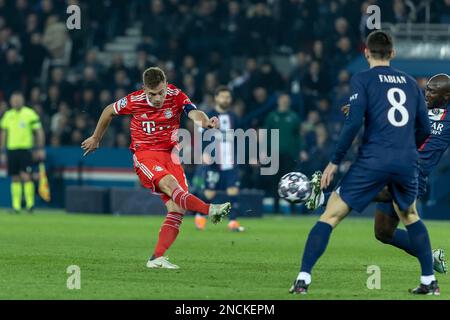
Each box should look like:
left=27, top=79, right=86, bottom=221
left=81, top=104, right=116, bottom=156
left=188, top=110, right=219, bottom=129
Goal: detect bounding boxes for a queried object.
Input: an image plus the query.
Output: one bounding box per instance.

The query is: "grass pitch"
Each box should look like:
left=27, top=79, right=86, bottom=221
left=0, top=210, right=449, bottom=300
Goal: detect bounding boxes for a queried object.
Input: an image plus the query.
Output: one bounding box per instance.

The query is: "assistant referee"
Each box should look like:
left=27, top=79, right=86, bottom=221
left=0, top=92, right=46, bottom=213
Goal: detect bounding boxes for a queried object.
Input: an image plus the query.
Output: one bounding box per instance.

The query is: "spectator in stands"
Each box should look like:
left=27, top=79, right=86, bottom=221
left=42, top=15, right=67, bottom=60
left=22, top=32, right=48, bottom=83
left=245, top=2, right=274, bottom=56
left=299, top=123, right=335, bottom=177
left=24, top=13, right=41, bottom=35
left=328, top=17, right=355, bottom=49
left=1, top=48, right=24, bottom=98
left=29, top=86, right=43, bottom=107
left=76, top=49, right=104, bottom=77
left=141, top=0, right=169, bottom=56
left=50, top=101, right=71, bottom=138
left=79, top=66, right=100, bottom=93
left=182, top=74, right=201, bottom=103
left=80, top=88, right=98, bottom=117
left=222, top=1, right=246, bottom=55
left=246, top=86, right=269, bottom=127
left=49, top=67, right=74, bottom=103
left=43, top=84, right=60, bottom=116
left=333, top=36, right=355, bottom=70
left=301, top=110, right=322, bottom=149
left=105, top=53, right=128, bottom=82
left=111, top=70, right=131, bottom=93
left=255, top=60, right=285, bottom=96
left=301, top=60, right=330, bottom=113
left=262, top=93, right=301, bottom=211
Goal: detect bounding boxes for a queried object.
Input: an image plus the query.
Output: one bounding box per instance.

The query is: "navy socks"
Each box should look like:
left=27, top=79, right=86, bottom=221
left=300, top=221, right=333, bottom=273
left=405, top=220, right=434, bottom=276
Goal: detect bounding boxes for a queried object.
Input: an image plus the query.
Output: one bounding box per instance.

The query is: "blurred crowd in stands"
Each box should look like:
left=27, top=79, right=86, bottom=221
left=1, top=0, right=449, bottom=194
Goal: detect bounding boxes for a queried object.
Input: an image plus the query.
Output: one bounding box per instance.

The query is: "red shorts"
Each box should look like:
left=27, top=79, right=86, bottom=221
left=132, top=150, right=188, bottom=203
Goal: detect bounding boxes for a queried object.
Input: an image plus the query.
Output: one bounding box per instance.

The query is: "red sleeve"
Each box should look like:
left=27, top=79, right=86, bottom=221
left=175, top=90, right=197, bottom=115
left=112, top=94, right=133, bottom=115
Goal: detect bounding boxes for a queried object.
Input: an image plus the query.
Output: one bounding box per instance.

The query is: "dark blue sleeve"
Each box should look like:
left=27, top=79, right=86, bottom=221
left=330, top=74, right=367, bottom=165
left=414, top=86, right=431, bottom=148
left=183, top=103, right=198, bottom=116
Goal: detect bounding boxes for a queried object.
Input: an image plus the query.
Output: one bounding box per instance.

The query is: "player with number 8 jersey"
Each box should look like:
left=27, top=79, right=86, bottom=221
left=290, top=31, right=437, bottom=295
left=81, top=67, right=231, bottom=269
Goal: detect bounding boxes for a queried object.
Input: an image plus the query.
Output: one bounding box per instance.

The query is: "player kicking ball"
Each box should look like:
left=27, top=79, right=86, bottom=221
left=290, top=31, right=438, bottom=295
left=306, top=73, right=450, bottom=276
left=82, top=67, right=231, bottom=269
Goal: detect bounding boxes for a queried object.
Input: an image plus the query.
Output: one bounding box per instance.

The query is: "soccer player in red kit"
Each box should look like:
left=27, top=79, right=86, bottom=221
left=81, top=67, right=231, bottom=269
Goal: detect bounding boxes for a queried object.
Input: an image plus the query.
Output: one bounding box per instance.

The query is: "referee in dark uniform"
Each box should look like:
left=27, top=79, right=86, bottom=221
left=0, top=92, right=46, bottom=213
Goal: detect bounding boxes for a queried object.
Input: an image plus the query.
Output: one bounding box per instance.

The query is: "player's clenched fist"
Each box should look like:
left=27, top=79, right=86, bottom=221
left=81, top=136, right=100, bottom=156
left=207, top=116, right=220, bottom=129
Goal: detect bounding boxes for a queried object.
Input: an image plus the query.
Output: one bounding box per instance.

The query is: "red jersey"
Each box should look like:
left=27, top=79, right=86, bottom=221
left=112, top=84, right=197, bottom=152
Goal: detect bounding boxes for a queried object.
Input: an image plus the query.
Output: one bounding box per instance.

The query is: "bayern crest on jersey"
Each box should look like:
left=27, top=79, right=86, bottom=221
left=164, top=109, right=173, bottom=119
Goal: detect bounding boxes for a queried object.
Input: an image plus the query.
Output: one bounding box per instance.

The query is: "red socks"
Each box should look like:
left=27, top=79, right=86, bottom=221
left=153, top=187, right=211, bottom=258
left=153, top=212, right=184, bottom=258
left=171, top=186, right=210, bottom=215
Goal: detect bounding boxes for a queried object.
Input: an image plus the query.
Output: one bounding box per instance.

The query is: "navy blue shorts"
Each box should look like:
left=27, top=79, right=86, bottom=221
left=203, top=166, right=240, bottom=191
left=376, top=167, right=427, bottom=218
left=338, top=163, right=418, bottom=213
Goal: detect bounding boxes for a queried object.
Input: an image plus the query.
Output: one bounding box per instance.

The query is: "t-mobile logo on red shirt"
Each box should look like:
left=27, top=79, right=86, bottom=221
left=142, top=121, right=156, bottom=133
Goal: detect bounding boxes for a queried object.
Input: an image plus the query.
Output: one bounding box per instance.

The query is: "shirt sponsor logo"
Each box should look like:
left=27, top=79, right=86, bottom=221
left=430, top=121, right=444, bottom=135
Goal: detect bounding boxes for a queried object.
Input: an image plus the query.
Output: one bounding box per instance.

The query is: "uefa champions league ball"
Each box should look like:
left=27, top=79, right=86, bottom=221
left=278, top=172, right=312, bottom=203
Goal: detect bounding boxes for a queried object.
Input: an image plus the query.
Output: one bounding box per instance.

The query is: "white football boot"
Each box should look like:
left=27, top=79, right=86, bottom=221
left=146, top=256, right=179, bottom=269
left=433, top=249, right=448, bottom=274
left=305, top=171, right=324, bottom=210
left=208, top=202, right=231, bottom=224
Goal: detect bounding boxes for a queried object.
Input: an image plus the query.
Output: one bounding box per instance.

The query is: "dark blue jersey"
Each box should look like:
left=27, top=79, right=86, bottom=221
left=331, top=66, right=430, bottom=175
left=418, top=105, right=450, bottom=177
left=204, top=108, right=239, bottom=171
left=207, top=109, right=240, bottom=131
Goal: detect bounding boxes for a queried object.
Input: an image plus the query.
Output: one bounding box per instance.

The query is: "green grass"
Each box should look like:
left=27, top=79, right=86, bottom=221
left=0, top=210, right=449, bottom=300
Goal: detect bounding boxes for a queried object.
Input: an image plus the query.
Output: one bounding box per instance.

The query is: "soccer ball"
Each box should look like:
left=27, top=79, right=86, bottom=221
left=278, top=172, right=312, bottom=203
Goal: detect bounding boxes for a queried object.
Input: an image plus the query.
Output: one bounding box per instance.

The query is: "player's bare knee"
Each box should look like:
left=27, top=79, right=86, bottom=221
left=374, top=212, right=396, bottom=243
left=394, top=202, right=419, bottom=225
left=319, top=192, right=350, bottom=227
left=158, top=174, right=180, bottom=195
left=319, top=209, right=345, bottom=228
left=374, top=225, right=394, bottom=243
left=165, top=200, right=185, bottom=214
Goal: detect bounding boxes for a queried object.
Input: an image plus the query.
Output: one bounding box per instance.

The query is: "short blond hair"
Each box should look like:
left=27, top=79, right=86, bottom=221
left=143, top=67, right=167, bottom=88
